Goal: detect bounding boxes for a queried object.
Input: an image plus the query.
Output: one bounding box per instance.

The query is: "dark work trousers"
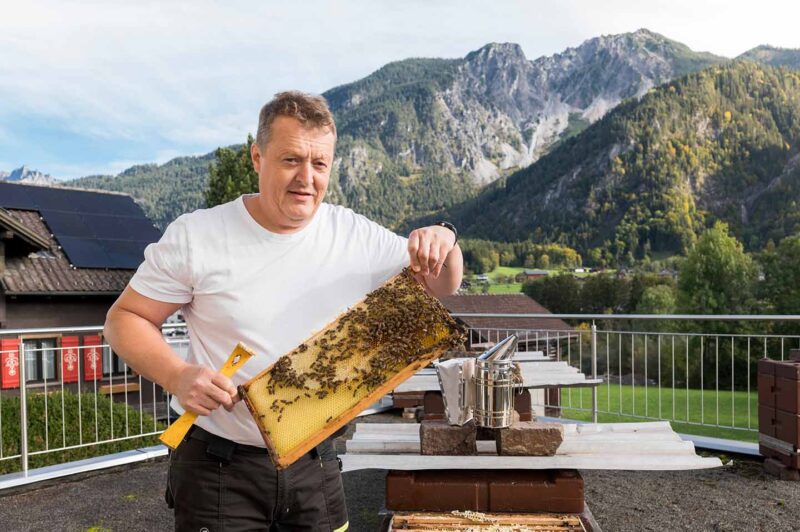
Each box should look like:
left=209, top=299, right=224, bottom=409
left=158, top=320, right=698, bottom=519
left=165, top=428, right=349, bottom=531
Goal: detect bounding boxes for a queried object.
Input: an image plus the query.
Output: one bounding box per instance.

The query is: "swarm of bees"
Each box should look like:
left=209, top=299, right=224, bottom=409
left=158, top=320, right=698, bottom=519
left=264, top=267, right=466, bottom=422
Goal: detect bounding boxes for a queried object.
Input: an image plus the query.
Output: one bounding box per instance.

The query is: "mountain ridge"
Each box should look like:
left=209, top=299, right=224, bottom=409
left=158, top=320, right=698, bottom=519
left=60, top=31, right=798, bottom=239
left=414, top=60, right=800, bottom=262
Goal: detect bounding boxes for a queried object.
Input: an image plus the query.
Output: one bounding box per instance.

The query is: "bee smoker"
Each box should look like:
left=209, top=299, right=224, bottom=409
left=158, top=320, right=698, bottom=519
left=436, top=334, right=518, bottom=428
left=473, top=334, right=518, bottom=428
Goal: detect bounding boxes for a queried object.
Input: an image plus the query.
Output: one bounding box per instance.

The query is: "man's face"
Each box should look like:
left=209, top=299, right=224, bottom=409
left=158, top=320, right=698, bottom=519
left=250, top=116, right=335, bottom=232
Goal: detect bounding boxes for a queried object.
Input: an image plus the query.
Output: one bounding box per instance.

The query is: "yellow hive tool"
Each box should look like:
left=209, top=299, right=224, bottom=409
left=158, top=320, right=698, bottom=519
left=159, top=342, right=255, bottom=449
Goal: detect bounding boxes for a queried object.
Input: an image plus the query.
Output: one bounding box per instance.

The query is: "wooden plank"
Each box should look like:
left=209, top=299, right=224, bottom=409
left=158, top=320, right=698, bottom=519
left=99, top=382, right=140, bottom=395
left=342, top=452, right=722, bottom=471
left=347, top=438, right=696, bottom=455
left=391, top=511, right=585, bottom=531
left=341, top=421, right=723, bottom=471
left=394, top=375, right=603, bottom=392
left=346, top=422, right=693, bottom=456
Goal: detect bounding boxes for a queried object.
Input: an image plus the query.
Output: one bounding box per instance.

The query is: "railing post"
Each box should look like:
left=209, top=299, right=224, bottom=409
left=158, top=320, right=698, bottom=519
left=591, top=321, right=598, bottom=424
left=19, top=342, right=29, bottom=475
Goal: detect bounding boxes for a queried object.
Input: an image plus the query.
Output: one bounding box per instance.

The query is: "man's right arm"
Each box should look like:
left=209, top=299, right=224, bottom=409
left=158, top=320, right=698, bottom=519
left=104, top=287, right=237, bottom=415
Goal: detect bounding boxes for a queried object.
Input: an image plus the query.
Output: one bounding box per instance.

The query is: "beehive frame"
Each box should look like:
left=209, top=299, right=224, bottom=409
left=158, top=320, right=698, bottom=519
left=241, top=268, right=465, bottom=468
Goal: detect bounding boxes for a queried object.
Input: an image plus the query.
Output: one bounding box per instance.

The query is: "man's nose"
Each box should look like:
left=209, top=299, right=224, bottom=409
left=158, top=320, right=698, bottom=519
left=296, top=160, right=314, bottom=184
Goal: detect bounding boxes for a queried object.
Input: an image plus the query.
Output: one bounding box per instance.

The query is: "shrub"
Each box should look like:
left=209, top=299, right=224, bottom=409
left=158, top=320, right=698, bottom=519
left=0, top=390, right=165, bottom=474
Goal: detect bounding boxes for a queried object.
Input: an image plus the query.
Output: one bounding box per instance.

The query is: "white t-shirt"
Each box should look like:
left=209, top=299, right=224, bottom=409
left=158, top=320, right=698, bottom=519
left=129, top=195, right=409, bottom=446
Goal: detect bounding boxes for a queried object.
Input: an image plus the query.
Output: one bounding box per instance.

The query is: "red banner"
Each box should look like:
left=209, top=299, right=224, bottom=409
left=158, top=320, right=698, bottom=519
left=1, top=338, right=20, bottom=389
left=82, top=335, right=103, bottom=381
left=61, top=336, right=80, bottom=383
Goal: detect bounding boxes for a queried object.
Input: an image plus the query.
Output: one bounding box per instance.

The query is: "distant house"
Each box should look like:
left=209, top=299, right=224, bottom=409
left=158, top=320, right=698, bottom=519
left=0, top=182, right=162, bottom=404
left=521, top=269, right=549, bottom=281
left=437, top=293, right=574, bottom=354
left=475, top=274, right=490, bottom=283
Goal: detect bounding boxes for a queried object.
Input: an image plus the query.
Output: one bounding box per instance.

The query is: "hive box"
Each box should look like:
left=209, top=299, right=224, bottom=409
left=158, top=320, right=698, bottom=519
left=758, top=358, right=800, bottom=473
left=386, top=469, right=584, bottom=513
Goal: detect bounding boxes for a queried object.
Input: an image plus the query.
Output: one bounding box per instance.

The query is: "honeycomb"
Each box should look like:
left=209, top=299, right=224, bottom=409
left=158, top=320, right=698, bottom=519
left=241, top=268, right=466, bottom=468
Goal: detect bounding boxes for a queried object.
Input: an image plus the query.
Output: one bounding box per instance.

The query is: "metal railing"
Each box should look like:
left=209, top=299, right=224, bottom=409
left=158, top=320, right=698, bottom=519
left=455, top=313, right=800, bottom=438
left=2, top=314, right=798, bottom=480
left=0, top=323, right=186, bottom=476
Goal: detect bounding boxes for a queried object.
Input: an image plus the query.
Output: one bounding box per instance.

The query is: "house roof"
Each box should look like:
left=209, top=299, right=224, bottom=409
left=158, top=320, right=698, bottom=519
left=1, top=209, right=134, bottom=295
left=437, top=293, right=573, bottom=337
left=0, top=208, right=51, bottom=250
left=0, top=181, right=160, bottom=269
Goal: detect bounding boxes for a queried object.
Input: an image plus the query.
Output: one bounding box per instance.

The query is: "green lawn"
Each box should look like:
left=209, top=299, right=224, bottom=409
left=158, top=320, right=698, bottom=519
left=558, top=383, right=759, bottom=443
left=486, top=266, right=525, bottom=280
left=488, top=283, right=523, bottom=294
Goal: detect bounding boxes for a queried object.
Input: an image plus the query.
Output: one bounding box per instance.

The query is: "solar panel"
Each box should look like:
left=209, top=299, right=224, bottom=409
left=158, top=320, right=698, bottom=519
left=0, top=182, right=37, bottom=209
left=103, top=239, right=152, bottom=269
left=54, top=236, right=111, bottom=268
left=38, top=210, right=93, bottom=237
left=0, top=182, right=161, bottom=269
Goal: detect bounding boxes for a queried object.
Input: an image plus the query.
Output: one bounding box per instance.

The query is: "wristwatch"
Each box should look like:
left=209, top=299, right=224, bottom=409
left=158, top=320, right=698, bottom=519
left=436, top=221, right=458, bottom=244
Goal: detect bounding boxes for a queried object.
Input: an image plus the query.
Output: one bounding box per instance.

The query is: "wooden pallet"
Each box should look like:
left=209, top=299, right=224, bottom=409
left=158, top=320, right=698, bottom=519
left=240, top=269, right=465, bottom=468
left=389, top=511, right=585, bottom=531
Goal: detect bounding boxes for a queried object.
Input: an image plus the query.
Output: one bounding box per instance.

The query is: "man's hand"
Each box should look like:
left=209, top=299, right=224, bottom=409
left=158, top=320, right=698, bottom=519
left=407, top=225, right=457, bottom=278
left=407, top=224, right=463, bottom=297
left=170, top=363, right=239, bottom=416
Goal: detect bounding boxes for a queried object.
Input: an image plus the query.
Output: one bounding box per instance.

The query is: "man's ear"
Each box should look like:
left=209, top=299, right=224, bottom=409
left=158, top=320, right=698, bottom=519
left=250, top=142, right=262, bottom=172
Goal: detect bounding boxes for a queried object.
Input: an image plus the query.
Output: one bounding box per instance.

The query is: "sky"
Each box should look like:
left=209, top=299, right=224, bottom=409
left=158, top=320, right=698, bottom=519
left=1, top=0, right=799, bottom=179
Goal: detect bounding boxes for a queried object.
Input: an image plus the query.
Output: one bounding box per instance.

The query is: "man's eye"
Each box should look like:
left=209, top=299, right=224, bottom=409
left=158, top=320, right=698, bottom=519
left=314, top=161, right=327, bottom=168
left=284, top=158, right=297, bottom=163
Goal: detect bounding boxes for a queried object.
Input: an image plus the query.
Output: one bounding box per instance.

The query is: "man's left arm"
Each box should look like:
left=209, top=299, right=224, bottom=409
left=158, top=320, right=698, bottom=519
left=407, top=225, right=464, bottom=297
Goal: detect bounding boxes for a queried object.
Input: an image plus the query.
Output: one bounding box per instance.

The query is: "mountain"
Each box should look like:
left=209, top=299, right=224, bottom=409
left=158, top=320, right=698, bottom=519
left=325, top=29, right=724, bottom=225
left=67, top=29, right=724, bottom=229
left=418, top=61, right=800, bottom=261
left=739, top=45, right=800, bottom=70
left=1, top=166, right=57, bottom=186
left=67, top=153, right=216, bottom=229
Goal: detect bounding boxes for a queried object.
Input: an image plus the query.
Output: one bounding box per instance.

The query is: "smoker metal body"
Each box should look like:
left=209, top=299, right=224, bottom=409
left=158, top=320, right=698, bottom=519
left=436, top=335, right=519, bottom=428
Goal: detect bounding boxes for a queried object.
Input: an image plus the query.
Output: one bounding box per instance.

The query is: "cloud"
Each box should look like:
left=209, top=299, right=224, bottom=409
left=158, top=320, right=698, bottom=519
left=1, top=0, right=799, bottom=177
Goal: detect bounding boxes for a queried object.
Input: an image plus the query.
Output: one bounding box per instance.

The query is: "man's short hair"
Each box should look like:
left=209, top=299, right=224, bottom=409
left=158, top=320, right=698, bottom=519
left=256, top=91, right=337, bottom=147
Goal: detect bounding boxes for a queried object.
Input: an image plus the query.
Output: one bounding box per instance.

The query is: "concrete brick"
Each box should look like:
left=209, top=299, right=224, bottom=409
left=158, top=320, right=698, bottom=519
left=420, top=419, right=477, bottom=455
left=496, top=421, right=564, bottom=456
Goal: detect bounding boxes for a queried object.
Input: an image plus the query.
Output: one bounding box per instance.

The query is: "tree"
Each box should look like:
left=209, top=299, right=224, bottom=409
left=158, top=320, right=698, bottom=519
left=522, top=275, right=582, bottom=314
left=205, top=135, right=259, bottom=207
left=759, top=234, right=800, bottom=314
left=537, top=254, right=551, bottom=269
left=677, top=222, right=757, bottom=315
left=635, top=285, right=677, bottom=332
left=581, top=274, right=630, bottom=314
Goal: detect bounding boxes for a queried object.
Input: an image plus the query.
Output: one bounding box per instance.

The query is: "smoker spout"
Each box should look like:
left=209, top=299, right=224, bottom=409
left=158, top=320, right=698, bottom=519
left=477, top=334, right=517, bottom=364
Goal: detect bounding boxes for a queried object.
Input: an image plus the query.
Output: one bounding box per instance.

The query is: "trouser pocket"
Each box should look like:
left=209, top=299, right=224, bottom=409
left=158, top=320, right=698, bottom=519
left=320, top=459, right=349, bottom=531
left=169, top=440, right=224, bottom=532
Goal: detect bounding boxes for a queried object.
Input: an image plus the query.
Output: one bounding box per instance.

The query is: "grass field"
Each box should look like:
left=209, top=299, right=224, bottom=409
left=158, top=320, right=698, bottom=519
left=557, top=383, right=759, bottom=442
left=486, top=266, right=525, bottom=280
left=488, top=283, right=523, bottom=294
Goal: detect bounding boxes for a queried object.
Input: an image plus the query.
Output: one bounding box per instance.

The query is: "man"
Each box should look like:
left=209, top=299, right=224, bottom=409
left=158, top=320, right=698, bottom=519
left=104, top=91, right=463, bottom=531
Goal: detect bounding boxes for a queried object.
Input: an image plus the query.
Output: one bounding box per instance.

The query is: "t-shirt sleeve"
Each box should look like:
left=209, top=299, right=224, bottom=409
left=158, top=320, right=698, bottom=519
left=129, top=216, right=194, bottom=304
left=364, top=217, right=410, bottom=287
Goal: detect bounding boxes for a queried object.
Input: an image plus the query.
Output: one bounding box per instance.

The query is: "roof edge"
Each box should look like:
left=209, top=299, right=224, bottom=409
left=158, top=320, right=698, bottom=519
left=0, top=208, right=50, bottom=249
